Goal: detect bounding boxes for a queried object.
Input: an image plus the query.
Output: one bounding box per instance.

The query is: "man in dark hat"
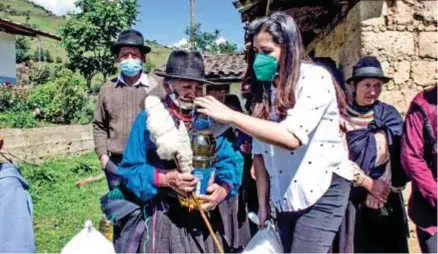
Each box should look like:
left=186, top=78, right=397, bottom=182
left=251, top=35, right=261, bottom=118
left=100, top=50, right=243, bottom=253
left=93, top=29, right=164, bottom=190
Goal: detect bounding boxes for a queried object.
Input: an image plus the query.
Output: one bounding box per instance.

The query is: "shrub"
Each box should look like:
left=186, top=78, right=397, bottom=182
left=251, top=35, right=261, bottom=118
left=0, top=87, right=14, bottom=112
left=0, top=111, right=36, bottom=128
left=28, top=68, right=88, bottom=124
left=27, top=82, right=56, bottom=110
left=29, top=64, right=52, bottom=85
left=55, top=56, right=63, bottom=64
left=0, top=87, right=29, bottom=113
left=73, top=96, right=96, bottom=125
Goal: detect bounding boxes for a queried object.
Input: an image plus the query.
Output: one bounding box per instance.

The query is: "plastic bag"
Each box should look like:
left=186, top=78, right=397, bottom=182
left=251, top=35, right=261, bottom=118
left=61, top=220, right=115, bottom=254
left=242, top=212, right=283, bottom=253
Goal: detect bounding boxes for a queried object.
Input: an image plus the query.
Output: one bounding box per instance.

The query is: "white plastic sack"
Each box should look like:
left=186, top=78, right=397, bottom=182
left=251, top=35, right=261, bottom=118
left=61, top=220, right=115, bottom=254
left=242, top=213, right=283, bottom=253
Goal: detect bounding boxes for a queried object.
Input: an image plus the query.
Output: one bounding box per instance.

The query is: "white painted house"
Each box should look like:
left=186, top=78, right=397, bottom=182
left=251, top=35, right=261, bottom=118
left=0, top=18, right=60, bottom=85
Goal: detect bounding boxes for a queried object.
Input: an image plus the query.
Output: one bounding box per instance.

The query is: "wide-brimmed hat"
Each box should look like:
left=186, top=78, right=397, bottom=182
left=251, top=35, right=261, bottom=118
left=346, top=56, right=391, bottom=84
left=111, top=29, right=151, bottom=55
left=155, top=50, right=214, bottom=84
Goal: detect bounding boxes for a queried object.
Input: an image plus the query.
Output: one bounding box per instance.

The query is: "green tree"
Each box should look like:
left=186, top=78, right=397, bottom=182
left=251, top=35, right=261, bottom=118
left=16, top=36, right=31, bottom=63
left=60, top=0, right=138, bottom=89
left=209, top=41, right=238, bottom=54
left=184, top=23, right=238, bottom=54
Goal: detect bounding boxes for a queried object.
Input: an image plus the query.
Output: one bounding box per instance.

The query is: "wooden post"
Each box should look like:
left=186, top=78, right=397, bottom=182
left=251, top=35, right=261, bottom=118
left=190, top=0, right=195, bottom=50
left=265, top=0, right=272, bottom=16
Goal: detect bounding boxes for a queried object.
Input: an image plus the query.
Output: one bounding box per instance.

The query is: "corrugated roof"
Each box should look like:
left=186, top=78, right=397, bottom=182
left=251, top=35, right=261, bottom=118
left=0, top=18, right=61, bottom=41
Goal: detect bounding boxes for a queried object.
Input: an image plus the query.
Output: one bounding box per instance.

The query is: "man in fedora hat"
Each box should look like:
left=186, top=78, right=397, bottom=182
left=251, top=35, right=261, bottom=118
left=93, top=29, right=163, bottom=190
left=100, top=50, right=243, bottom=253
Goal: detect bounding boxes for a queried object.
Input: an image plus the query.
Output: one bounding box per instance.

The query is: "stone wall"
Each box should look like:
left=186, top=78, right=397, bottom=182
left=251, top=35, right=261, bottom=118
left=308, top=1, right=437, bottom=252
left=309, top=1, right=362, bottom=84
left=309, top=0, right=437, bottom=115
left=1, top=125, right=94, bottom=163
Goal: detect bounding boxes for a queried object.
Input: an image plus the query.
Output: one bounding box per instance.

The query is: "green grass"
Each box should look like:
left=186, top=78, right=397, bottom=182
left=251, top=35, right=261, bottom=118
left=145, top=41, right=172, bottom=68
left=20, top=152, right=108, bottom=253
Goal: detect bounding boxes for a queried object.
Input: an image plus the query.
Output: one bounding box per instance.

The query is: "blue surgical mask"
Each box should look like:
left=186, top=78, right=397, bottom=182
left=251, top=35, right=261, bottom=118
left=119, top=58, right=143, bottom=77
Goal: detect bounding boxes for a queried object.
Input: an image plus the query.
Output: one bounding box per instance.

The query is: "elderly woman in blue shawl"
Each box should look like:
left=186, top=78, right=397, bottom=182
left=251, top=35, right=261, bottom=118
left=333, top=57, right=409, bottom=253
left=100, top=50, right=243, bottom=253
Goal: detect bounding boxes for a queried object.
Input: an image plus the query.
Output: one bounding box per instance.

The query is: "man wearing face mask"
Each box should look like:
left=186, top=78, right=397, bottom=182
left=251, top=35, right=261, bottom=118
left=93, top=29, right=163, bottom=190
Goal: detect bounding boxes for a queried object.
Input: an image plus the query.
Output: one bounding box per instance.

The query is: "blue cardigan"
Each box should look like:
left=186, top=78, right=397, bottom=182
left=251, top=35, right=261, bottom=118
left=117, top=111, right=243, bottom=202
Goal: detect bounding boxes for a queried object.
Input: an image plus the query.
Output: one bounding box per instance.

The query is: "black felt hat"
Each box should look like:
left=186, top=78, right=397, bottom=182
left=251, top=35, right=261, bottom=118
left=111, top=29, right=151, bottom=55
left=155, top=50, right=214, bottom=84
left=346, top=56, right=391, bottom=84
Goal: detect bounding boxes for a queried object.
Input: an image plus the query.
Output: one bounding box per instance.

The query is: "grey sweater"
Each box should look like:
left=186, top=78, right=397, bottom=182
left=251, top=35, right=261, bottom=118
left=92, top=73, right=164, bottom=158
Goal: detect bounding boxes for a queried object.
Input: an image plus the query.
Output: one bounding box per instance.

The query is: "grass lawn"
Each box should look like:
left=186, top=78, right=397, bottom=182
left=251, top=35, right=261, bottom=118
left=20, top=152, right=108, bottom=253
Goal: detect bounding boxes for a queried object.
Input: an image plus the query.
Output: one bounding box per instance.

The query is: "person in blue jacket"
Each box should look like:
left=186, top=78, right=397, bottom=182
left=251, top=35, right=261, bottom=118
left=0, top=135, right=35, bottom=253
left=101, top=50, right=243, bottom=253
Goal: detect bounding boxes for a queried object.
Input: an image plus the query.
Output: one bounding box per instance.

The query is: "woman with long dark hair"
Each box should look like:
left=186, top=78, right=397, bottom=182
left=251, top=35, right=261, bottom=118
left=195, top=12, right=354, bottom=253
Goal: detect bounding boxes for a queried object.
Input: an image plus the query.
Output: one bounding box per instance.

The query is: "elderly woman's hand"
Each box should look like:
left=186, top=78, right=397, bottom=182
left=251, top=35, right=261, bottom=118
left=164, top=170, right=198, bottom=196
left=194, top=96, right=237, bottom=124
left=363, top=177, right=390, bottom=203
left=197, top=183, right=229, bottom=211
left=365, top=194, right=385, bottom=209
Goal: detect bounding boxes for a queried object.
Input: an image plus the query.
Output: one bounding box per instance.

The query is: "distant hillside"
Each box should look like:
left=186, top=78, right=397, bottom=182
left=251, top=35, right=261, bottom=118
left=145, top=40, right=172, bottom=68
left=2, top=0, right=171, bottom=66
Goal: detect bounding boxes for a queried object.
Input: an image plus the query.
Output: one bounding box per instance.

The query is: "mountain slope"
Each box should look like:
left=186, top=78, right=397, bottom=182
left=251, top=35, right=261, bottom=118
left=2, top=0, right=171, bottom=66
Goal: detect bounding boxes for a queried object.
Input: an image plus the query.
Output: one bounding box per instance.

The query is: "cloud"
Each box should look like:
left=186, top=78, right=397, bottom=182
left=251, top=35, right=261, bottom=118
left=29, top=0, right=79, bottom=16
left=169, top=38, right=189, bottom=49
left=215, top=36, right=227, bottom=45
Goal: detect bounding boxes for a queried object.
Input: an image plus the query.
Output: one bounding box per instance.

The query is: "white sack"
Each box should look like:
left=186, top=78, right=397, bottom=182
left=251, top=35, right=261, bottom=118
left=61, top=220, right=115, bottom=254
left=242, top=213, right=283, bottom=254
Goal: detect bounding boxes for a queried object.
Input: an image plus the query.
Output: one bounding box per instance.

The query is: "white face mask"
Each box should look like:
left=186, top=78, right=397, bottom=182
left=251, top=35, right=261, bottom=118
left=167, top=83, right=194, bottom=110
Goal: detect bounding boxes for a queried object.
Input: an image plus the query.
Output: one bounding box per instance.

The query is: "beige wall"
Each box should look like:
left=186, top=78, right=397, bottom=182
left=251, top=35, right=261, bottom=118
left=1, top=125, right=94, bottom=163
left=309, top=0, right=437, bottom=115
left=0, top=31, right=17, bottom=84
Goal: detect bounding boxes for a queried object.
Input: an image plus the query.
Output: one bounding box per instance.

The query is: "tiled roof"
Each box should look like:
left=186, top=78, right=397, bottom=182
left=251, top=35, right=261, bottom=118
left=203, top=53, right=247, bottom=82
left=154, top=53, right=247, bottom=82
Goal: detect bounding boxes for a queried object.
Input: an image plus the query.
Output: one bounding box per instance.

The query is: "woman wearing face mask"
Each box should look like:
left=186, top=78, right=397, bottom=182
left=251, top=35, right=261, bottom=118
left=332, top=56, right=409, bottom=253
left=195, top=12, right=354, bottom=253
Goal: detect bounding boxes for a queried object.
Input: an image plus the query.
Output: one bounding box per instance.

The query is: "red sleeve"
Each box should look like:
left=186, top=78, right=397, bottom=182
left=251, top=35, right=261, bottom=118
left=401, top=105, right=437, bottom=209
left=153, top=168, right=160, bottom=187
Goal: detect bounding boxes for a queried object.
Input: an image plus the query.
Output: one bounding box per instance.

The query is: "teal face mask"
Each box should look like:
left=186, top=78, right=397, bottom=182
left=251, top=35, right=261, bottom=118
left=252, top=53, right=279, bottom=82
left=119, top=58, right=143, bottom=77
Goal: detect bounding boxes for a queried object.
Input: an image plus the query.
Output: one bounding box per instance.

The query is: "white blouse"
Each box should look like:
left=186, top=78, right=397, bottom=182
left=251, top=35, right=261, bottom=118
left=252, top=63, right=353, bottom=212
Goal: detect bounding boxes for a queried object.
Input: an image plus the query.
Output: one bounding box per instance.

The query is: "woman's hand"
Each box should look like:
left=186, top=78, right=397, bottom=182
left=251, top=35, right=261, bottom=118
left=257, top=201, right=271, bottom=229
left=194, top=96, right=237, bottom=124
left=365, top=194, right=385, bottom=209
left=197, top=183, right=229, bottom=211
left=363, top=177, right=390, bottom=203
left=250, top=164, right=256, bottom=180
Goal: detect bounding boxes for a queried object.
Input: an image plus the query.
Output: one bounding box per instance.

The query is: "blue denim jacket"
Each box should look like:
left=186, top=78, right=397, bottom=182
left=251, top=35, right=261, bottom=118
left=0, top=163, right=35, bottom=253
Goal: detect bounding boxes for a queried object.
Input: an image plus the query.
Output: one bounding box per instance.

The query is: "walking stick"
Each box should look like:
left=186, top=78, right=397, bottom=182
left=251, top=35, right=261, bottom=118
left=190, top=192, right=224, bottom=254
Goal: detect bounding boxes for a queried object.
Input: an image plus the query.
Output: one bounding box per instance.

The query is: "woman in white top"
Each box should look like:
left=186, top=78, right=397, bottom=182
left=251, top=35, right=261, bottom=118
left=195, top=12, right=352, bottom=253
